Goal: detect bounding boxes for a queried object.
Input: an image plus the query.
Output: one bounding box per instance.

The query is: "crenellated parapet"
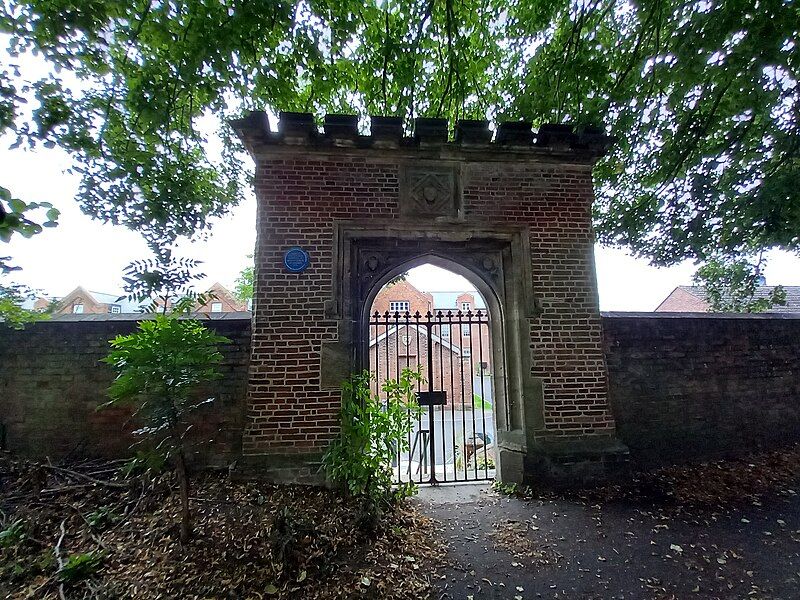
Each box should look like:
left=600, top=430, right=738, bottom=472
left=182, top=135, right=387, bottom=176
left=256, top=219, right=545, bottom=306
left=230, top=111, right=614, bottom=162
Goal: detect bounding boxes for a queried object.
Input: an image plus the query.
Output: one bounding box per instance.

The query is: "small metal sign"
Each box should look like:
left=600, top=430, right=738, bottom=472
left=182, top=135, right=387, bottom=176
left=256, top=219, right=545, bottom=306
left=416, top=391, right=446, bottom=406
left=283, top=247, right=310, bottom=273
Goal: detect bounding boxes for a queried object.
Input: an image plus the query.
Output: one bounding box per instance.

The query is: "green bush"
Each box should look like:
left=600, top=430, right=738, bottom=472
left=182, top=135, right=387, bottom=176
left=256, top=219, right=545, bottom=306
left=102, top=314, right=230, bottom=542
left=57, top=551, right=105, bottom=584
left=0, top=520, right=25, bottom=548
left=322, top=369, right=423, bottom=521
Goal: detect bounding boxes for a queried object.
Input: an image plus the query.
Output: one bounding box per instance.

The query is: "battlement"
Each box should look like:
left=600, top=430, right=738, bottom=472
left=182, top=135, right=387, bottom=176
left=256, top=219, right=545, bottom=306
left=230, top=111, right=614, bottom=162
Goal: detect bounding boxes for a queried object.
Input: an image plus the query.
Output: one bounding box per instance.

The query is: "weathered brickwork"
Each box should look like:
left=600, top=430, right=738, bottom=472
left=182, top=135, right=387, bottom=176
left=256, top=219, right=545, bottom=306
left=0, top=317, right=250, bottom=467
left=246, top=156, right=614, bottom=457
left=462, top=163, right=614, bottom=439
left=603, top=313, right=800, bottom=464
left=4, top=313, right=800, bottom=473
left=247, top=158, right=401, bottom=454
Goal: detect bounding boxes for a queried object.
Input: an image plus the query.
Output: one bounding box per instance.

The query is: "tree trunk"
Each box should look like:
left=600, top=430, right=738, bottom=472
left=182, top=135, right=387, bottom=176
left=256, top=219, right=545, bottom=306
left=175, top=450, right=191, bottom=543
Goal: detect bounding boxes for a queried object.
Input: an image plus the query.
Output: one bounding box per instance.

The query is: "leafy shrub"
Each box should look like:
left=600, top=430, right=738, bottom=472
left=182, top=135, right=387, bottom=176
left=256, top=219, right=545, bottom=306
left=57, top=551, right=105, bottom=584
left=102, top=314, right=230, bottom=542
left=85, top=506, right=119, bottom=531
left=322, top=368, right=422, bottom=524
left=475, top=454, right=495, bottom=470
left=0, top=519, right=25, bottom=548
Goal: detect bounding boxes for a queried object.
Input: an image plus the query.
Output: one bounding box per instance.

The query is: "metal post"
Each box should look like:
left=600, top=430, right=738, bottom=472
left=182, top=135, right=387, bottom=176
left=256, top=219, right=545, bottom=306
left=426, top=311, right=437, bottom=484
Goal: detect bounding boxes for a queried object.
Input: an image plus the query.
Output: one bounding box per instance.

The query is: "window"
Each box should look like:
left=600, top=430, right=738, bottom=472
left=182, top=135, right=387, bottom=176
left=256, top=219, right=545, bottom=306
left=109, top=305, right=121, bottom=314
left=72, top=304, right=84, bottom=314
left=462, top=324, right=471, bottom=337
left=389, top=301, right=410, bottom=313
left=463, top=348, right=471, bottom=358
left=211, top=302, right=223, bottom=313
left=440, top=327, right=450, bottom=339
left=461, top=302, right=471, bottom=312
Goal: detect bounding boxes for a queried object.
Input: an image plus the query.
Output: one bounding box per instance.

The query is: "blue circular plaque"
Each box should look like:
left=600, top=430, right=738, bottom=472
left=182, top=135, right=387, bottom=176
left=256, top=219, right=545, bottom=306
left=283, top=247, right=310, bottom=273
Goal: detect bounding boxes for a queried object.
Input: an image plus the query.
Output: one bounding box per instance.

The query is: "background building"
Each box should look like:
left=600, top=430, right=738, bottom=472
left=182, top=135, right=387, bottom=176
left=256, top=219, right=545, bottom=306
left=656, top=286, right=800, bottom=312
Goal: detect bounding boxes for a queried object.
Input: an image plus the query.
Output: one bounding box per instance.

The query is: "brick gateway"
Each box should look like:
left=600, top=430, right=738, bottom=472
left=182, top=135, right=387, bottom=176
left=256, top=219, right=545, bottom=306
left=231, top=112, right=627, bottom=485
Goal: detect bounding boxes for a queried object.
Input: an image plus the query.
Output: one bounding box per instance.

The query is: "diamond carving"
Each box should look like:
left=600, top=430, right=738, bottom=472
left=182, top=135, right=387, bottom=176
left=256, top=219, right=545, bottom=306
left=401, top=165, right=458, bottom=217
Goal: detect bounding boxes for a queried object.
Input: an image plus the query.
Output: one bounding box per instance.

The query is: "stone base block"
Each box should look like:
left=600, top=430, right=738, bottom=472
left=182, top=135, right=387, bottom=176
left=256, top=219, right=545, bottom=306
left=523, top=436, right=629, bottom=488
left=232, top=452, right=326, bottom=485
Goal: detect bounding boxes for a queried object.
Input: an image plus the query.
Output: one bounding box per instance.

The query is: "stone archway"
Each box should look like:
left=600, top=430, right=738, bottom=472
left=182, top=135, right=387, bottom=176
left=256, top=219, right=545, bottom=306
left=231, top=111, right=627, bottom=485
left=323, top=223, right=538, bottom=483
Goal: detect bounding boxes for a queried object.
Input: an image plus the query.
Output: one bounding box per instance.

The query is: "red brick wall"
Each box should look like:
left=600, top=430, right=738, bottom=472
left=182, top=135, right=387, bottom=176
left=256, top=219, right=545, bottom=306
left=462, top=163, right=615, bottom=439
left=0, top=317, right=250, bottom=466
left=247, top=156, right=614, bottom=455
left=370, top=325, right=469, bottom=408
left=247, top=159, right=400, bottom=454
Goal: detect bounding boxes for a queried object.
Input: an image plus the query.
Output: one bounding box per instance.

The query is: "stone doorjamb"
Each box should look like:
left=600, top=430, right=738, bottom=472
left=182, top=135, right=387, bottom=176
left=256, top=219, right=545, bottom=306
left=321, top=220, right=543, bottom=483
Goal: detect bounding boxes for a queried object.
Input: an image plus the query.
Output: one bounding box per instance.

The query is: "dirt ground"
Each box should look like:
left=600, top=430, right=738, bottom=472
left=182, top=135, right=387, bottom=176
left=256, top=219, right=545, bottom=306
left=0, top=457, right=444, bottom=599
left=2, top=447, right=799, bottom=599
left=418, top=449, right=800, bottom=600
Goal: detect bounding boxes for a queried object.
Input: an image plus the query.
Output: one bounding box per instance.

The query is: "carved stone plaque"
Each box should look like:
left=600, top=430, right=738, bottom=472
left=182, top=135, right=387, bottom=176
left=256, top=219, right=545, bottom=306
left=400, top=164, right=459, bottom=218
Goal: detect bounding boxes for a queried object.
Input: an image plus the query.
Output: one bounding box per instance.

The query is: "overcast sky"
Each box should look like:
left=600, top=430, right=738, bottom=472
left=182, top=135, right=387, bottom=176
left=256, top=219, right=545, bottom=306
left=4, top=137, right=799, bottom=311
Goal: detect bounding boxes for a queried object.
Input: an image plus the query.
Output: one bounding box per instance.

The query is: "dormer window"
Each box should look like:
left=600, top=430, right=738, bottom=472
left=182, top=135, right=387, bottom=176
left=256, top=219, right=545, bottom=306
left=109, top=305, right=121, bottom=314
left=461, top=302, right=471, bottom=312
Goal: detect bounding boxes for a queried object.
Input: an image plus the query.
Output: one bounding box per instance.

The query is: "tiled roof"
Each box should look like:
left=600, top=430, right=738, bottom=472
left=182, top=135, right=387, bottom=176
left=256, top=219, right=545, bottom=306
left=87, top=291, right=145, bottom=313
left=657, top=286, right=800, bottom=313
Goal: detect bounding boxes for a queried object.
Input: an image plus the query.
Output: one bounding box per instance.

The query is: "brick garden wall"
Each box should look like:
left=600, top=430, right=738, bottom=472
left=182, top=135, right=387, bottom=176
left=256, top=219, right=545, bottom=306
left=0, top=316, right=250, bottom=467
left=603, top=313, right=800, bottom=464
left=2, top=312, right=799, bottom=470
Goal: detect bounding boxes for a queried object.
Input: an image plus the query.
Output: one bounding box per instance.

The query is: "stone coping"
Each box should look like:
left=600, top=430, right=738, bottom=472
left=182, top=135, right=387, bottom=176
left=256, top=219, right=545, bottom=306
left=601, top=311, right=800, bottom=320
left=229, top=111, right=615, bottom=160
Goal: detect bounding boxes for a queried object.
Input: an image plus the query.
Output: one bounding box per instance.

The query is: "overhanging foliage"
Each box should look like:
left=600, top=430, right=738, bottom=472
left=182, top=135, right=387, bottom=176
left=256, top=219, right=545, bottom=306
left=0, top=1, right=797, bottom=300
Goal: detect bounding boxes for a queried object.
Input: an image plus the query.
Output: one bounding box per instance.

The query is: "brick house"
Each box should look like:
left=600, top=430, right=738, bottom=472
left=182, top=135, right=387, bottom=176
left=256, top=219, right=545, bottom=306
left=35, top=286, right=142, bottom=315
left=369, top=322, right=471, bottom=407
left=370, top=280, right=492, bottom=378
left=655, top=286, right=800, bottom=312
left=36, top=283, right=247, bottom=315
left=195, top=282, right=249, bottom=313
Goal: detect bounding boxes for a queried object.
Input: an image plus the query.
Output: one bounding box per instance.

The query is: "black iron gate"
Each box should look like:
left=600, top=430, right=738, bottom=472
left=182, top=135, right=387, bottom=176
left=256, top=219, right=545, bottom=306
left=368, top=309, right=495, bottom=484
